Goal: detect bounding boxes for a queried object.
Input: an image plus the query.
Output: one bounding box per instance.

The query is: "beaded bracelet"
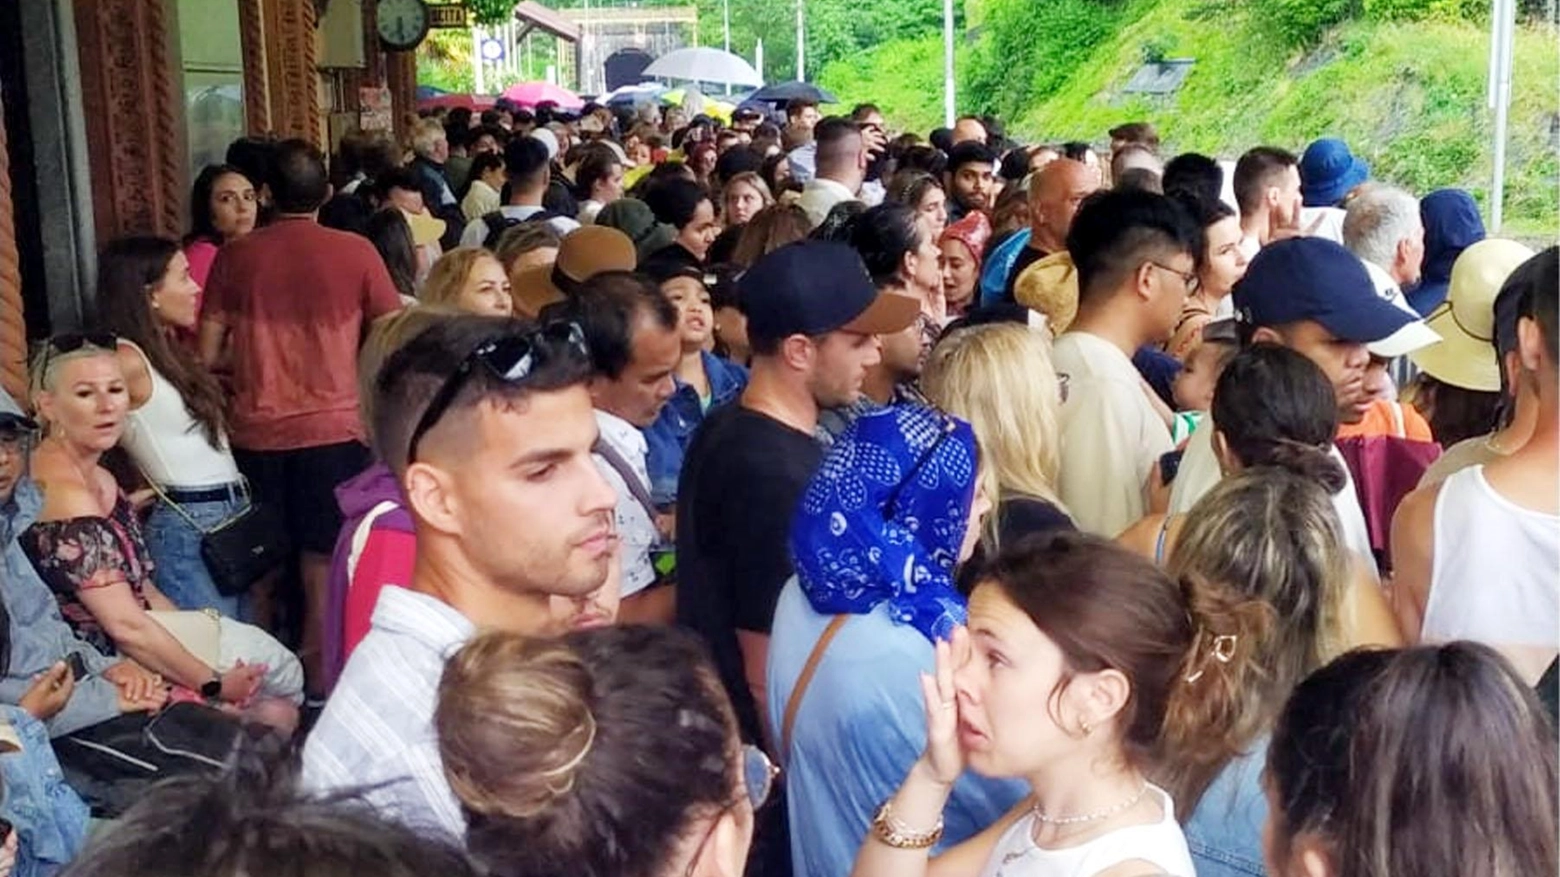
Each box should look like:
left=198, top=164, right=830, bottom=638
left=870, top=800, right=945, bottom=850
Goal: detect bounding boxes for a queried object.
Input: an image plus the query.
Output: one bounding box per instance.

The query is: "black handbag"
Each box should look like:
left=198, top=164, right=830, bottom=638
left=147, top=480, right=291, bottom=597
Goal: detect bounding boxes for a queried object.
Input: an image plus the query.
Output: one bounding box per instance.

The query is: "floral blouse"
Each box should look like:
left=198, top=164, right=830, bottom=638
left=20, top=493, right=155, bottom=657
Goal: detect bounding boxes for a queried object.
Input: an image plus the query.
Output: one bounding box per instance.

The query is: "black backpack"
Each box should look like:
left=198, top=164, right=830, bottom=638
left=480, top=209, right=571, bottom=250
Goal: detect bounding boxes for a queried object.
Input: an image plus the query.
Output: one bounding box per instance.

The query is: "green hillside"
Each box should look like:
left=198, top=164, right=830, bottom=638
left=818, top=1, right=1559, bottom=237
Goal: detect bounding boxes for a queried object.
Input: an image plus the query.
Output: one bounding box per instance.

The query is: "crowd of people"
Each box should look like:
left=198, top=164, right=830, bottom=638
left=0, top=92, right=1552, bottom=877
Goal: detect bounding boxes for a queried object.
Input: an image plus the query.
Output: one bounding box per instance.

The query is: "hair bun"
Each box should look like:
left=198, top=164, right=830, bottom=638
left=1261, top=440, right=1347, bottom=494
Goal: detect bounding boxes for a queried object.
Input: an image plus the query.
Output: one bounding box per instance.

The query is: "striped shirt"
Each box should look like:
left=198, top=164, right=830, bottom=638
left=301, top=586, right=474, bottom=837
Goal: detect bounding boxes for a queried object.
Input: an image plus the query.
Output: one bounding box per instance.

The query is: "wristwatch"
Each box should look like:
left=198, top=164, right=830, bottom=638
left=201, top=672, right=222, bottom=701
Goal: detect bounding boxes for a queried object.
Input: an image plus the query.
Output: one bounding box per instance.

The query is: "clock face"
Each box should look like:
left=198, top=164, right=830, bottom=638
left=377, top=0, right=430, bottom=51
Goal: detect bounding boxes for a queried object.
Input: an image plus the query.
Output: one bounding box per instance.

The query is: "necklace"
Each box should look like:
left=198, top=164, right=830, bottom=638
left=1031, top=782, right=1150, bottom=826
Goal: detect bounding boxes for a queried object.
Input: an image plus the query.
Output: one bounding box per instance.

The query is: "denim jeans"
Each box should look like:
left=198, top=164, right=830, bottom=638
left=142, top=488, right=249, bottom=620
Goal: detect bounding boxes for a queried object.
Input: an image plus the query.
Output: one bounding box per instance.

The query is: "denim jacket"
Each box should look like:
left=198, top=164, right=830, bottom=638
left=644, top=352, right=748, bottom=506
left=1184, top=739, right=1270, bottom=877
left=0, top=706, right=90, bottom=877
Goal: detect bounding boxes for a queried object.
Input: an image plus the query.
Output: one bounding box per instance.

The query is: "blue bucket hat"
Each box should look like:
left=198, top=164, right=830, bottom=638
left=1299, top=138, right=1370, bottom=208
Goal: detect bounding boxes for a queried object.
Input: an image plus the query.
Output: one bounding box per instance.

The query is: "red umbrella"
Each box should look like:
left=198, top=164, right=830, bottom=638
left=416, top=93, right=497, bottom=112
left=500, top=81, right=584, bottom=109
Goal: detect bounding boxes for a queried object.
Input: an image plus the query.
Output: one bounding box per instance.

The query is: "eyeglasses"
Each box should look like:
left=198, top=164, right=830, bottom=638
left=682, top=745, right=781, bottom=877
left=405, top=322, right=588, bottom=463
left=883, top=416, right=959, bottom=522
left=1147, top=261, right=1200, bottom=295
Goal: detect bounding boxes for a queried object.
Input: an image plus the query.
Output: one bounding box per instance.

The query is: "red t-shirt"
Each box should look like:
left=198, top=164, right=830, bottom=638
left=203, top=217, right=402, bottom=451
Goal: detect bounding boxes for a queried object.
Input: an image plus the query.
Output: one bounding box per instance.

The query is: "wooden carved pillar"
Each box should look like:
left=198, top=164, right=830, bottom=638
left=0, top=88, right=25, bottom=403
left=240, top=0, right=323, bottom=144
left=72, top=0, right=186, bottom=242
left=385, top=49, right=416, bottom=144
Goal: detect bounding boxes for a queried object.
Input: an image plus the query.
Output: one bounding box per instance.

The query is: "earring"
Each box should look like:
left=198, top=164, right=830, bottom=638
left=1079, top=717, right=1092, bottom=737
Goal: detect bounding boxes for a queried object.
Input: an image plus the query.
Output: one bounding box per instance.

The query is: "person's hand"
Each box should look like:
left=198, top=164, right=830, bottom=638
left=918, top=627, right=969, bottom=787
left=654, top=511, right=676, bottom=542
left=862, top=124, right=888, bottom=158
left=127, top=488, right=157, bottom=512
left=102, top=660, right=165, bottom=703
left=219, top=663, right=267, bottom=705
left=116, top=684, right=168, bottom=714
left=19, top=662, right=73, bottom=721
left=0, top=822, right=16, bottom=877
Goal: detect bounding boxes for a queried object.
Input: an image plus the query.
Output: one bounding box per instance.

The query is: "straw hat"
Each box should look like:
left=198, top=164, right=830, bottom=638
left=1408, top=239, right=1536, bottom=391
left=1014, top=251, right=1080, bottom=334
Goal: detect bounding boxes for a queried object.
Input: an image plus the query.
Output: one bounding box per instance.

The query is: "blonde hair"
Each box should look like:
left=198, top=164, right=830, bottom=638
left=1159, top=468, right=1352, bottom=816
left=421, top=247, right=502, bottom=311
left=28, top=340, right=119, bottom=409
left=723, top=172, right=773, bottom=209
left=922, top=323, right=1064, bottom=544
left=358, top=305, right=459, bottom=450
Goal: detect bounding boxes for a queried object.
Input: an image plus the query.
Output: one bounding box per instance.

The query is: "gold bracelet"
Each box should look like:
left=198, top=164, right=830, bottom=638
left=871, top=800, right=944, bottom=850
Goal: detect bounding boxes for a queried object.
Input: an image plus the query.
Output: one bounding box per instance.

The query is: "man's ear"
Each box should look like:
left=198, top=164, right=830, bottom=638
left=779, top=334, right=815, bottom=372
left=1251, top=325, right=1283, bottom=346
left=403, top=462, right=460, bottom=537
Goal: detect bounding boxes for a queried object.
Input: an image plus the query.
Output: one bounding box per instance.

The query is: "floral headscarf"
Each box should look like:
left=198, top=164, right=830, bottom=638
left=790, top=404, right=979, bottom=642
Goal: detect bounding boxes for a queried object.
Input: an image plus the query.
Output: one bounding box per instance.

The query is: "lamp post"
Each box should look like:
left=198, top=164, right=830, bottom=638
left=796, top=0, right=805, bottom=80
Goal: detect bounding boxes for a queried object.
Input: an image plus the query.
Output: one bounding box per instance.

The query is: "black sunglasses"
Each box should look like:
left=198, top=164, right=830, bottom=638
left=882, top=416, right=959, bottom=522
left=40, top=333, right=117, bottom=384
left=406, top=322, right=588, bottom=463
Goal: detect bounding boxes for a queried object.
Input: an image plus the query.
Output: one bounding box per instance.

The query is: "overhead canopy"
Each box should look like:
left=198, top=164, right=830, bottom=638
left=513, top=1, right=580, bottom=42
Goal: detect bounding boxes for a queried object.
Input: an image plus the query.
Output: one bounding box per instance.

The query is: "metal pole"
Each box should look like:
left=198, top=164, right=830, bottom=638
left=943, top=0, right=955, bottom=127
left=473, top=24, right=486, bottom=95
left=1487, top=0, right=1504, bottom=109
left=796, top=0, right=805, bottom=81
left=723, top=0, right=732, bottom=94
left=1491, top=0, right=1515, bottom=231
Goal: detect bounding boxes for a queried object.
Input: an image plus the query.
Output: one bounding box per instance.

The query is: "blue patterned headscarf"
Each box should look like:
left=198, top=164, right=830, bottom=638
left=790, top=404, right=980, bottom=642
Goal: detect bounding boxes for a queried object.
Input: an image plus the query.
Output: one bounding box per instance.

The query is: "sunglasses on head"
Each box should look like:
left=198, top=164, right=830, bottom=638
left=406, top=322, right=588, bottom=463
left=39, top=333, right=117, bottom=385
left=882, top=415, right=959, bottom=522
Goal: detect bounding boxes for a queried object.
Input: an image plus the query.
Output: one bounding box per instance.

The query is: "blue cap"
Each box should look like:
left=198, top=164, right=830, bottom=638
left=1234, top=238, right=1418, bottom=346
left=1299, top=138, right=1370, bottom=208
left=740, top=241, right=920, bottom=343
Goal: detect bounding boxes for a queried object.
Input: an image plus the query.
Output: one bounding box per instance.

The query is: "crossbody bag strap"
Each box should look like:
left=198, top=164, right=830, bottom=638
left=780, top=614, right=848, bottom=764
left=593, top=438, right=660, bottom=520
left=134, top=465, right=209, bottom=535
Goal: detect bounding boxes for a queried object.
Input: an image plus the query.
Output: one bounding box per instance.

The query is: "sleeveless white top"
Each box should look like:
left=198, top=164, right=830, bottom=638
left=121, top=342, right=242, bottom=489
left=977, top=786, right=1195, bottom=877
left=1423, top=465, right=1560, bottom=648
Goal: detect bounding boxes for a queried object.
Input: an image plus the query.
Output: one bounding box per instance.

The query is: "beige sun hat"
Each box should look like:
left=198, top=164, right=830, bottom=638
left=1408, top=239, right=1536, bottom=391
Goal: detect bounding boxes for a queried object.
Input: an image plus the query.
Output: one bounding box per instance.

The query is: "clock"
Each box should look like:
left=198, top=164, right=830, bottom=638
left=377, top=0, right=431, bottom=51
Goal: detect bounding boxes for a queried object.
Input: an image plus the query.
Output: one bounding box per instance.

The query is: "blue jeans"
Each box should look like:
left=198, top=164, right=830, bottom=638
left=143, top=487, right=250, bottom=620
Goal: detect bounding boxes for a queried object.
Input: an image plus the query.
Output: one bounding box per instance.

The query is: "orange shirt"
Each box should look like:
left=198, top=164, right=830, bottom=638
left=1336, top=399, right=1434, bottom=442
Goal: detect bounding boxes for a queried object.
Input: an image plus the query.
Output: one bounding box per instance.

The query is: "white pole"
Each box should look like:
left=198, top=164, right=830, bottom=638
left=1491, top=0, right=1515, bottom=231
left=755, top=39, right=765, bottom=82
left=796, top=0, right=805, bottom=81
left=1487, top=0, right=1504, bottom=109
left=723, top=0, right=732, bottom=94
left=473, top=25, right=486, bottom=95
left=943, top=0, right=955, bottom=127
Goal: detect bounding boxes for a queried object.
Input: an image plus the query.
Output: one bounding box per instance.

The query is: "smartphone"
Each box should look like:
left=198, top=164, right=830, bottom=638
left=66, top=653, right=88, bottom=682
left=1159, top=449, right=1185, bottom=486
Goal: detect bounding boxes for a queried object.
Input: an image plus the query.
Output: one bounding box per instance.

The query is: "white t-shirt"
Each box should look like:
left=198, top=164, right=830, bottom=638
left=1053, top=332, right=1174, bottom=538
left=977, top=786, right=1195, bottom=877
left=592, top=409, right=660, bottom=598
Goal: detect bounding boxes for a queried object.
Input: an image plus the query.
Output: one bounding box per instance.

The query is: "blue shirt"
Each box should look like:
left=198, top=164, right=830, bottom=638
left=643, top=352, right=748, bottom=506
left=0, top=706, right=90, bottom=877
left=1183, top=740, right=1270, bottom=877
left=767, top=580, right=1026, bottom=877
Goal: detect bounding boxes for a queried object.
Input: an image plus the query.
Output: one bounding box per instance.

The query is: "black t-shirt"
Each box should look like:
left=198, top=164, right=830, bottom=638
left=675, top=404, right=824, bottom=744
left=1002, top=243, right=1053, bottom=302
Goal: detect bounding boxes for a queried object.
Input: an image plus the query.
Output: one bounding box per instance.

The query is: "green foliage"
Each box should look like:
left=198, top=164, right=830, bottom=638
left=468, top=0, right=520, bottom=26
left=961, top=0, right=1146, bottom=121
left=1251, top=0, right=1359, bottom=45
left=1362, top=0, right=1484, bottom=22
left=818, top=35, right=952, bottom=133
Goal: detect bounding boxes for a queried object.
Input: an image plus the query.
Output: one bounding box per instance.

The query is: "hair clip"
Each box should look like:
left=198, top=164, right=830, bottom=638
left=1184, top=634, right=1238, bottom=684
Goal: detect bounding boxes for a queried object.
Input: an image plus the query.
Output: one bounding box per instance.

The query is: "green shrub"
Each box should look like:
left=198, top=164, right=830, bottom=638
left=1363, top=0, right=1483, bottom=22
left=962, top=0, right=1135, bottom=120
left=1251, top=0, right=1360, bottom=44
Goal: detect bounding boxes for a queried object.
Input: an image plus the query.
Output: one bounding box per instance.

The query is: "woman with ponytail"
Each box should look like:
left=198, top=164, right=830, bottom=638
left=1120, top=342, right=1348, bottom=563
left=1161, top=470, right=1402, bottom=877
left=850, top=532, right=1263, bottom=877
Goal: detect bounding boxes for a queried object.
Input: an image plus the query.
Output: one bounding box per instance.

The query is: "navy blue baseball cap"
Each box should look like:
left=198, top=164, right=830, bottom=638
left=1233, top=237, right=1438, bottom=356
left=740, top=240, right=920, bottom=343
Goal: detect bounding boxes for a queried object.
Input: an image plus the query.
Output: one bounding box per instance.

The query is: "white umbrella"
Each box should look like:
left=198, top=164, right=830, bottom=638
left=643, top=47, right=764, bottom=88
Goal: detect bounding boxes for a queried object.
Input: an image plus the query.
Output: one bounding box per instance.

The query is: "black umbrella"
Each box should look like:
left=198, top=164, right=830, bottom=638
left=748, top=81, right=838, bottom=105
